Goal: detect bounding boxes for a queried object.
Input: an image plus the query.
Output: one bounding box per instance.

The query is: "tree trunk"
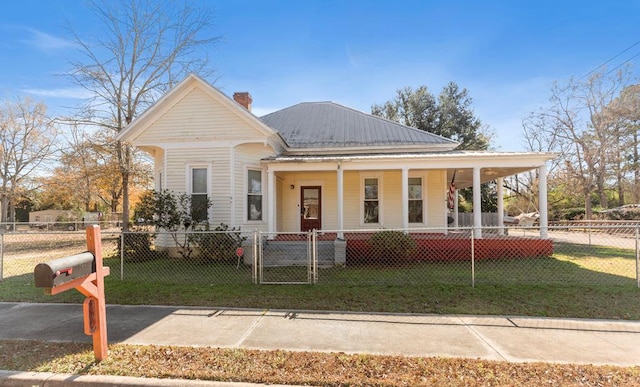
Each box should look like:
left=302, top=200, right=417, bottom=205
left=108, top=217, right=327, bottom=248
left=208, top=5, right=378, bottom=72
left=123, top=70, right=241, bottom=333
left=8, top=201, right=15, bottom=223
left=0, top=195, right=8, bottom=223
left=122, top=171, right=130, bottom=231
left=616, top=170, right=625, bottom=206
left=597, top=179, right=608, bottom=209
left=584, top=190, right=593, bottom=220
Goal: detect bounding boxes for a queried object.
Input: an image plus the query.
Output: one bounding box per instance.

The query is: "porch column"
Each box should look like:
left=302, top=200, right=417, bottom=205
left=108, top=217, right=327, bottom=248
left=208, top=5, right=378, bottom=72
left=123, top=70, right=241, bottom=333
left=337, top=164, right=344, bottom=239
left=473, top=167, right=482, bottom=238
left=538, top=164, right=549, bottom=238
left=230, top=146, right=236, bottom=228
left=401, top=167, right=409, bottom=230
left=497, top=177, right=504, bottom=235
left=453, top=188, right=459, bottom=228
left=267, top=169, right=276, bottom=235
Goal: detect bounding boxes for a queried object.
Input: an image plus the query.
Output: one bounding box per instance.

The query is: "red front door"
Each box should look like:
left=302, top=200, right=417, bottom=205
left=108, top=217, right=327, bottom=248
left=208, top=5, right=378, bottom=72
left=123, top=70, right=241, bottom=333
left=301, top=186, right=321, bottom=232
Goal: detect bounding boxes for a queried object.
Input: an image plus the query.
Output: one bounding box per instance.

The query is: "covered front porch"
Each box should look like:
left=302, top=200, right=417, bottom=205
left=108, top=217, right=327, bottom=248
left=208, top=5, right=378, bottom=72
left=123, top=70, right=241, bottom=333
left=263, top=151, right=554, bottom=240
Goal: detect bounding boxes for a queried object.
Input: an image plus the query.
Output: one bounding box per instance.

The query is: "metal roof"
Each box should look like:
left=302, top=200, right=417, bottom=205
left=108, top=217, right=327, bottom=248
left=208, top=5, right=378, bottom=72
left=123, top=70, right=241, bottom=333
left=259, top=102, right=458, bottom=150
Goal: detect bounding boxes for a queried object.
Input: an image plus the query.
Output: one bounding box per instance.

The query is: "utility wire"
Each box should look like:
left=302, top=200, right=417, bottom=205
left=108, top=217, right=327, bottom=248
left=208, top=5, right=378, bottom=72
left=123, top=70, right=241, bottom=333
left=604, top=51, right=640, bottom=76
left=581, top=39, right=640, bottom=79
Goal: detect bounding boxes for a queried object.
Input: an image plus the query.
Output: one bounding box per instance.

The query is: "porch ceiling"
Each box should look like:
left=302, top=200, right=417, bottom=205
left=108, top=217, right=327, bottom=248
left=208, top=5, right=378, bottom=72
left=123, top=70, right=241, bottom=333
left=447, top=166, right=534, bottom=189
left=264, top=151, right=556, bottom=185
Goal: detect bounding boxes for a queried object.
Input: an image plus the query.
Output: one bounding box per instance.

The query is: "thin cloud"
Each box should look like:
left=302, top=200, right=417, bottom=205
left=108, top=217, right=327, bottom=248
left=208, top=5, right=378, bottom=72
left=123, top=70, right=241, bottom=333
left=19, top=27, right=75, bottom=52
left=345, top=44, right=360, bottom=69
left=21, top=87, right=90, bottom=100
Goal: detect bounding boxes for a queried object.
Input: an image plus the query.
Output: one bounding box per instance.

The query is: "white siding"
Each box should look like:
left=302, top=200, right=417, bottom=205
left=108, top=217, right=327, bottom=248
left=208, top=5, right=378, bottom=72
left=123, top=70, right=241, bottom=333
left=164, top=147, right=231, bottom=224
left=426, top=170, right=447, bottom=228
left=233, top=143, right=276, bottom=231
left=278, top=171, right=338, bottom=232
left=343, top=171, right=361, bottom=229
left=275, top=169, right=447, bottom=232
left=136, top=87, right=268, bottom=144
left=383, top=172, right=403, bottom=226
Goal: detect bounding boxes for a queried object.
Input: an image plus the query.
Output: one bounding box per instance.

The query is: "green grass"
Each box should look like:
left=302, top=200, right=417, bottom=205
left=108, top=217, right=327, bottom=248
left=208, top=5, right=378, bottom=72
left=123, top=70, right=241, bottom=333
left=1, top=242, right=638, bottom=320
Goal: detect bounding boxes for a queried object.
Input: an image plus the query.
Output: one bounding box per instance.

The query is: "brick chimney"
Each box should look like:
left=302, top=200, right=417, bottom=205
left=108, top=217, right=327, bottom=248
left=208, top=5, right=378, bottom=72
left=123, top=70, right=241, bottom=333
left=233, top=92, right=252, bottom=111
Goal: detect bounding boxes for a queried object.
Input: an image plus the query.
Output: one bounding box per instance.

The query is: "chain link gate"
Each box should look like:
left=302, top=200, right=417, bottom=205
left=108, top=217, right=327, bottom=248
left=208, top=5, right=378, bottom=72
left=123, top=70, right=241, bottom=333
left=258, top=231, right=317, bottom=284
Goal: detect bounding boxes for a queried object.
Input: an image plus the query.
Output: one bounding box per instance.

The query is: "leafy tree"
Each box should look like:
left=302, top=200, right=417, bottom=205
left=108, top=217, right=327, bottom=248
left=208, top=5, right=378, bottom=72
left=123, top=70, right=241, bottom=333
left=372, top=83, right=494, bottom=212
left=67, top=0, right=220, bottom=230
left=38, top=127, right=152, bottom=218
left=371, top=82, right=492, bottom=150
left=0, top=97, right=57, bottom=223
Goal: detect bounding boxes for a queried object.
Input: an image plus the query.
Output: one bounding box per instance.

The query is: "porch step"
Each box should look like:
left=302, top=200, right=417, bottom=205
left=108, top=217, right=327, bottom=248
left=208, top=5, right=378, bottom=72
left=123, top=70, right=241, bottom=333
left=262, top=240, right=334, bottom=267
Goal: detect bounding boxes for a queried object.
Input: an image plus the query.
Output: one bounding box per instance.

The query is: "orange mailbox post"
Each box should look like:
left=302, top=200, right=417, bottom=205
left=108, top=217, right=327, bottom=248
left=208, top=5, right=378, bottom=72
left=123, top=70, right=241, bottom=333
left=34, top=225, right=110, bottom=361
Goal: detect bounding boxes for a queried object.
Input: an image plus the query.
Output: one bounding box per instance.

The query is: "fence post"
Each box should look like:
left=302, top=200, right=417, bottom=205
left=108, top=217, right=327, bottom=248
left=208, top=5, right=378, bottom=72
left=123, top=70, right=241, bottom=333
left=470, top=227, right=475, bottom=288
left=257, top=230, right=262, bottom=285
left=120, top=233, right=125, bottom=280
left=636, top=225, right=639, bottom=289
left=312, top=229, right=318, bottom=284
left=252, top=230, right=258, bottom=284
left=308, top=230, right=313, bottom=284
left=0, top=233, right=3, bottom=281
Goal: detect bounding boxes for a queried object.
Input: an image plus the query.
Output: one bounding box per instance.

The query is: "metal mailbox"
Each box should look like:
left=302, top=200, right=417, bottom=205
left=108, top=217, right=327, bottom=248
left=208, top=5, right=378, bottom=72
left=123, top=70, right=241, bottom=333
left=34, top=251, right=96, bottom=288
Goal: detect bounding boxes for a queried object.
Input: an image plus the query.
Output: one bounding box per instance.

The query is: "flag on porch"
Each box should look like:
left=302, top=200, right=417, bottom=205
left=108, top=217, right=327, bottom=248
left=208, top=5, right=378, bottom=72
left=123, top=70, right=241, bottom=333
left=448, top=172, right=456, bottom=210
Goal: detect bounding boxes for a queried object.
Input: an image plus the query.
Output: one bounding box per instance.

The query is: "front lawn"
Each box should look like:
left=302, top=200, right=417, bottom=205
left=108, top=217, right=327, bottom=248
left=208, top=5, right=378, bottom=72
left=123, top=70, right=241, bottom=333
left=1, top=241, right=638, bottom=319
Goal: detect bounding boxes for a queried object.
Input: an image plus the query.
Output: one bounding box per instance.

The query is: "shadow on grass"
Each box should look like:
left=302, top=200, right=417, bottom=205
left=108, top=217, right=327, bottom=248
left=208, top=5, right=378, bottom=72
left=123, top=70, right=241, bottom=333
left=553, top=242, right=637, bottom=260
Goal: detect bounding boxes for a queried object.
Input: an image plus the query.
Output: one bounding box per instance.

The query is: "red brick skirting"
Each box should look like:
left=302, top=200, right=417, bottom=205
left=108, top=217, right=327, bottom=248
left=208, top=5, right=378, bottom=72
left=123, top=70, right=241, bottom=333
left=346, top=235, right=553, bottom=263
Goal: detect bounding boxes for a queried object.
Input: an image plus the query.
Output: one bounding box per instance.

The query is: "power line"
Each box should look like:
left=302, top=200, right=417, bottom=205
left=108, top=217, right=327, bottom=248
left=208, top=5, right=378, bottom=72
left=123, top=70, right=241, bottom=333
left=581, top=39, right=640, bottom=79
left=604, top=51, right=640, bottom=76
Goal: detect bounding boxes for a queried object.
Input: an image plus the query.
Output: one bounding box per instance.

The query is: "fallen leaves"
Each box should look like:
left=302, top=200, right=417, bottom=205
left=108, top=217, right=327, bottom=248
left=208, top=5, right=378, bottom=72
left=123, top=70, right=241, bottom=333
left=1, top=340, right=638, bottom=386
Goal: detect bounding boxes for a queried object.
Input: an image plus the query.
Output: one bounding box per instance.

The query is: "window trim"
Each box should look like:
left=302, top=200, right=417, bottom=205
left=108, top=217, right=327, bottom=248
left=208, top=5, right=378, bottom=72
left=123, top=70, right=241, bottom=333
left=408, top=176, right=424, bottom=224
left=408, top=172, right=428, bottom=225
left=156, top=171, right=163, bottom=191
left=246, top=167, right=265, bottom=223
left=360, top=173, right=383, bottom=226
left=187, top=164, right=210, bottom=224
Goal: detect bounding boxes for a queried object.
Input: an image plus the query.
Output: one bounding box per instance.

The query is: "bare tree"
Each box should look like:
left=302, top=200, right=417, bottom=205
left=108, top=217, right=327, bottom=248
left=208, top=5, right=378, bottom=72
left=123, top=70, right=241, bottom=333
left=67, top=0, right=220, bottom=230
left=607, top=84, right=640, bottom=203
left=523, top=70, right=630, bottom=219
left=0, top=97, right=57, bottom=223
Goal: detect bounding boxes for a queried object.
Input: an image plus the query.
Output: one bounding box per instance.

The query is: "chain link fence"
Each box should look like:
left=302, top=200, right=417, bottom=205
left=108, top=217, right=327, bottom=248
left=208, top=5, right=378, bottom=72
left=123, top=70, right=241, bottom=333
left=0, top=230, right=121, bottom=282
left=259, top=232, right=317, bottom=284
left=1, top=225, right=639, bottom=288
left=117, top=229, right=256, bottom=285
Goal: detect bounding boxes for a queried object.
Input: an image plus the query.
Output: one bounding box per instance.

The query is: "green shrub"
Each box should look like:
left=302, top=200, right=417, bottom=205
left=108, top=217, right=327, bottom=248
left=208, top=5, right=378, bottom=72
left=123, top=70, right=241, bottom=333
left=368, top=230, right=416, bottom=264
left=195, top=223, right=247, bottom=264
left=558, top=207, right=585, bottom=220
left=118, top=232, right=159, bottom=262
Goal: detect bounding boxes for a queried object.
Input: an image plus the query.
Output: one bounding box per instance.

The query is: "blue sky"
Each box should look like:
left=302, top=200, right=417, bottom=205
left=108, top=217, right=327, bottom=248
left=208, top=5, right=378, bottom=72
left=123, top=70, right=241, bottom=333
left=1, top=0, right=639, bottom=151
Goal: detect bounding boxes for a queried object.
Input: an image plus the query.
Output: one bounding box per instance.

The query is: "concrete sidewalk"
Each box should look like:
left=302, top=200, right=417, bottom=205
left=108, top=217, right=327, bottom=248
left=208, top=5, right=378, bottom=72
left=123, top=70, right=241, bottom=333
left=1, top=302, right=639, bottom=367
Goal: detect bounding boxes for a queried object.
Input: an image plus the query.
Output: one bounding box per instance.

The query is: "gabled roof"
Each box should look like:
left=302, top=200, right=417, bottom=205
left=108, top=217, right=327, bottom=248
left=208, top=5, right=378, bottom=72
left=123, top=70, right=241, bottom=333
left=259, top=102, right=458, bottom=153
left=116, top=74, right=284, bottom=147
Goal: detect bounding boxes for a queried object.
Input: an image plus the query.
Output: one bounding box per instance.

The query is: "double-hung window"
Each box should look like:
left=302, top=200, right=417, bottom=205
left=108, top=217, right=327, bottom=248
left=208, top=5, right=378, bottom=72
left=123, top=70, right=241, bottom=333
left=408, top=177, right=423, bottom=223
left=247, top=169, right=263, bottom=221
left=190, top=167, right=208, bottom=223
left=363, top=178, right=379, bottom=224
